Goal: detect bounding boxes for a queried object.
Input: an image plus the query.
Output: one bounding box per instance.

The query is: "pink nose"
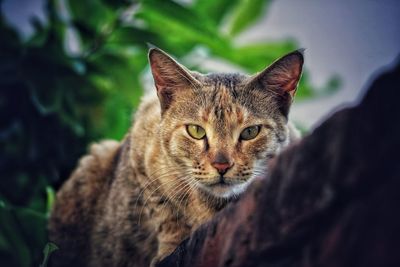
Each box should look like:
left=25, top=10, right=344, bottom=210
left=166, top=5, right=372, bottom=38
left=212, top=162, right=231, bottom=175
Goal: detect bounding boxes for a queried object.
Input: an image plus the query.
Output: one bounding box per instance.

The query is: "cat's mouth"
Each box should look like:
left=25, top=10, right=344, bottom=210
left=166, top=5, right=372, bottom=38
left=198, top=176, right=248, bottom=197
left=201, top=175, right=243, bottom=186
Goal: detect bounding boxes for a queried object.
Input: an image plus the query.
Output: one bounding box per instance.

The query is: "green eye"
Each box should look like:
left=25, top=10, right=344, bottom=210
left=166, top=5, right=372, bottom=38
left=240, top=126, right=260, bottom=140
left=186, top=124, right=206, bottom=140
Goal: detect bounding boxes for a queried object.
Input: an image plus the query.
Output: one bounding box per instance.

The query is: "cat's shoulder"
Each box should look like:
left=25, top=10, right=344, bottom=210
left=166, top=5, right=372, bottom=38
left=80, top=140, right=121, bottom=174
left=57, top=140, right=121, bottom=199
left=135, top=92, right=160, bottom=119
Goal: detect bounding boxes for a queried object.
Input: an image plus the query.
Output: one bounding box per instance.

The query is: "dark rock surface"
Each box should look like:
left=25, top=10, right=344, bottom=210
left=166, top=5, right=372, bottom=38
left=157, top=58, right=400, bottom=267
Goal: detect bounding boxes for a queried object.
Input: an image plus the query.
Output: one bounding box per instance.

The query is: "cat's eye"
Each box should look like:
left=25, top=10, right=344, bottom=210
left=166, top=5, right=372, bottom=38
left=186, top=124, right=206, bottom=140
left=240, top=125, right=260, bottom=140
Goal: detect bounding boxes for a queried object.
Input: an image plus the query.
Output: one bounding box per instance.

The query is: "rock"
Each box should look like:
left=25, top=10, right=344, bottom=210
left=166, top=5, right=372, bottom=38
left=157, top=57, right=400, bottom=267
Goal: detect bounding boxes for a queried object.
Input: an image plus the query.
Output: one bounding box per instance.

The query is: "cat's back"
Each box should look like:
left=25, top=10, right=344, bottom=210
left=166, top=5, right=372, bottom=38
left=48, top=140, right=121, bottom=266
left=48, top=94, right=162, bottom=266
left=133, top=92, right=160, bottom=132
left=130, top=92, right=161, bottom=157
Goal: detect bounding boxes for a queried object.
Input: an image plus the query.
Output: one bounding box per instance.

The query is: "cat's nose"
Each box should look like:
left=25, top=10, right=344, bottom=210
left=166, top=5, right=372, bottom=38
left=212, top=162, right=232, bottom=175
left=211, top=153, right=233, bottom=175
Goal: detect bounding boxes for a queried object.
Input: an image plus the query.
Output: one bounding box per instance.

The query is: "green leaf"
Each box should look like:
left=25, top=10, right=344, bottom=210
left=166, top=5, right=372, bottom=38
left=0, top=195, right=49, bottom=265
left=194, top=0, right=240, bottom=26
left=101, top=0, right=132, bottom=9
left=136, top=0, right=230, bottom=54
left=87, top=46, right=146, bottom=139
left=296, top=71, right=316, bottom=100
left=39, top=242, right=59, bottom=267
left=227, top=0, right=271, bottom=36
left=46, top=187, right=56, bottom=216
left=141, top=0, right=217, bottom=36
left=216, top=40, right=298, bottom=72
left=320, top=74, right=342, bottom=95
left=67, top=0, right=116, bottom=33
left=108, top=26, right=161, bottom=48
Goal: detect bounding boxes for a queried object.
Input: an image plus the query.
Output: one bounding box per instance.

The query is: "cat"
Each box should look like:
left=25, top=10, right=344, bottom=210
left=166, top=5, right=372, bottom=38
left=48, top=47, right=304, bottom=267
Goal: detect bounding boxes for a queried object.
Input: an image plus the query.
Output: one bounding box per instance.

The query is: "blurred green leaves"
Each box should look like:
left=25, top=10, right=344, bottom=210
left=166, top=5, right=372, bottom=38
left=0, top=0, right=339, bottom=266
left=0, top=200, right=47, bottom=267
left=227, top=0, right=270, bottom=36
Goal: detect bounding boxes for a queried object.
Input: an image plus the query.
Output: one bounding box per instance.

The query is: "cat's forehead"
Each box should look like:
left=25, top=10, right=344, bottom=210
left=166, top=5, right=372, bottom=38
left=194, top=73, right=271, bottom=119
left=170, top=72, right=279, bottom=128
left=191, top=74, right=258, bottom=135
left=198, top=72, right=249, bottom=88
left=198, top=74, right=245, bottom=113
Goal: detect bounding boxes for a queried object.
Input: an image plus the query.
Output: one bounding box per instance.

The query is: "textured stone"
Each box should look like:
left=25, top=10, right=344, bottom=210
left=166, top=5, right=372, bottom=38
left=157, top=58, right=400, bottom=267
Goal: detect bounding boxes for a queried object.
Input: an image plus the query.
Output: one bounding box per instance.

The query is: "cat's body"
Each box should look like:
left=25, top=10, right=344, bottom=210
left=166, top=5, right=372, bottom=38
left=48, top=48, right=303, bottom=267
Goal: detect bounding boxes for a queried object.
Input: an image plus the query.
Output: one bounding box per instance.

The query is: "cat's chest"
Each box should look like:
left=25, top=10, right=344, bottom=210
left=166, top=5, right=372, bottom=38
left=183, top=197, right=216, bottom=229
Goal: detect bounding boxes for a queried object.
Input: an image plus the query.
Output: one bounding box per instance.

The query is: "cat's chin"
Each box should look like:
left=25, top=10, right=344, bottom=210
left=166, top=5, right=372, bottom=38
left=199, top=180, right=249, bottom=199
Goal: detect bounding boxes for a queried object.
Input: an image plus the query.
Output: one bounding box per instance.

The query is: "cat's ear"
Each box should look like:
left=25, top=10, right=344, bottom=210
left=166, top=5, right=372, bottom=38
left=148, top=48, right=200, bottom=113
left=249, top=49, right=304, bottom=115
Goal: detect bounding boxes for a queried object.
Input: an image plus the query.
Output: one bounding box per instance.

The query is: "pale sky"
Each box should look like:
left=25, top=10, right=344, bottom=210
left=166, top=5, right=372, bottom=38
left=238, top=0, right=400, bottom=127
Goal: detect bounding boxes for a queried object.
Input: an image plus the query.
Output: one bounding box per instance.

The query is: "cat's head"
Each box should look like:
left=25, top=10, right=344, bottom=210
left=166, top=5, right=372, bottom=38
left=149, top=48, right=303, bottom=200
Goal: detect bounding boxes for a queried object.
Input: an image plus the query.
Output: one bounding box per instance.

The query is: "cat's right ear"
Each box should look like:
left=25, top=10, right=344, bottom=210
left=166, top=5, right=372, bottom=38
left=148, top=48, right=200, bottom=113
left=248, top=49, right=304, bottom=117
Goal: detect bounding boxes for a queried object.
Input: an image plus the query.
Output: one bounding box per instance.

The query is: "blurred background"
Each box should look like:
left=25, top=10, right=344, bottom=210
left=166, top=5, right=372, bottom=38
left=0, top=0, right=399, bottom=266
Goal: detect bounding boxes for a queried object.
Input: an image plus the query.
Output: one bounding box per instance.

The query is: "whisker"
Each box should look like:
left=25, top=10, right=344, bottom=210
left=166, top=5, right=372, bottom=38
left=137, top=176, right=187, bottom=225
left=173, top=178, right=198, bottom=225
left=157, top=176, right=192, bottom=224
left=133, top=166, right=189, bottom=214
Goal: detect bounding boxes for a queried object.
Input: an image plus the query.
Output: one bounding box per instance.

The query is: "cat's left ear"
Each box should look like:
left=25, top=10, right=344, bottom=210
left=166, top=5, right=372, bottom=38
left=249, top=49, right=304, bottom=107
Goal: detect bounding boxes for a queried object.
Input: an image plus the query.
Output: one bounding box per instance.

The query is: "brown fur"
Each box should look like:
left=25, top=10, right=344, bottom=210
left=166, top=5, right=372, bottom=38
left=48, top=48, right=303, bottom=267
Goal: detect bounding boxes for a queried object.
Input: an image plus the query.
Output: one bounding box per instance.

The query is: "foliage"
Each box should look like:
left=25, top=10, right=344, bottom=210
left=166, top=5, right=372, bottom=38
left=39, top=242, right=58, bottom=267
left=0, top=0, right=339, bottom=266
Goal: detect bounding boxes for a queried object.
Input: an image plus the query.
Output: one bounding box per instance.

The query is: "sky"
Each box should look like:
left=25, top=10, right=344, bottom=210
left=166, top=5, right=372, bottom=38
left=3, top=0, right=400, bottom=128
left=239, top=0, right=400, bottom=127
left=2, top=0, right=46, bottom=35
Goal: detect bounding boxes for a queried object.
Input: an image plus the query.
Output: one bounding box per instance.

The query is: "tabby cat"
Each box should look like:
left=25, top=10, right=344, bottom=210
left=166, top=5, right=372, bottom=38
left=48, top=48, right=304, bottom=267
